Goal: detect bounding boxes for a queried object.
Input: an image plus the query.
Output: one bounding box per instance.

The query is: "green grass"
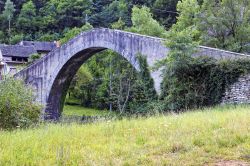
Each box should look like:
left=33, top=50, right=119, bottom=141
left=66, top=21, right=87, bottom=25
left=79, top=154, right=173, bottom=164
left=0, top=105, right=250, bottom=165
left=63, top=105, right=116, bottom=116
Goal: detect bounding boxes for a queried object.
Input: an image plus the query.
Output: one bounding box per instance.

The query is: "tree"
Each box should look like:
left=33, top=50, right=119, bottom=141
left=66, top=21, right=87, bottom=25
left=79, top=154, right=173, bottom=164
left=111, top=17, right=126, bottom=30
left=0, top=30, right=5, bottom=43
left=89, top=0, right=130, bottom=27
left=156, top=28, right=198, bottom=110
left=152, top=0, right=179, bottom=29
left=173, top=0, right=250, bottom=53
left=32, top=0, right=47, bottom=9
left=127, top=6, right=166, bottom=38
left=130, top=54, right=157, bottom=113
left=0, top=0, right=180, bottom=44
left=60, top=23, right=93, bottom=44
left=171, top=0, right=201, bottom=41
left=17, top=1, right=37, bottom=35
left=52, top=0, right=91, bottom=29
left=10, top=33, right=23, bottom=44
left=133, top=54, right=157, bottom=101
left=66, top=66, right=93, bottom=106
left=110, top=54, right=137, bottom=114
left=9, top=0, right=27, bottom=13
left=0, top=0, right=5, bottom=12
left=2, top=0, right=15, bottom=41
left=0, top=78, right=42, bottom=130
left=198, top=0, right=250, bottom=52
left=130, top=0, right=155, bottom=7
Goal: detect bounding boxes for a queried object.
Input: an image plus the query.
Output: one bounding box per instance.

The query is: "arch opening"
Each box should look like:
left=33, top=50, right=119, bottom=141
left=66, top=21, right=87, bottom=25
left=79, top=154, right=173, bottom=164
left=45, top=47, right=140, bottom=120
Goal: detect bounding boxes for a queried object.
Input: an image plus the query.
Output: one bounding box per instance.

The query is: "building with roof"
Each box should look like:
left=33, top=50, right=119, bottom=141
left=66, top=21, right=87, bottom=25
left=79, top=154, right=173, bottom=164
left=0, top=41, right=57, bottom=78
left=18, top=41, right=57, bottom=55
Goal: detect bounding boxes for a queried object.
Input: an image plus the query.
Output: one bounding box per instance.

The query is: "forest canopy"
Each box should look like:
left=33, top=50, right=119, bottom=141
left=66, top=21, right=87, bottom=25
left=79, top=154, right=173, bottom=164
left=0, top=0, right=249, bottom=53
left=0, top=0, right=179, bottom=44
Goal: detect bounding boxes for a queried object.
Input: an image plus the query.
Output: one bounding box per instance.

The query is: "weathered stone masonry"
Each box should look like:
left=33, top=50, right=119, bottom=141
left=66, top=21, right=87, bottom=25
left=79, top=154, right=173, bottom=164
left=14, top=28, right=250, bottom=120
left=222, top=74, right=250, bottom=104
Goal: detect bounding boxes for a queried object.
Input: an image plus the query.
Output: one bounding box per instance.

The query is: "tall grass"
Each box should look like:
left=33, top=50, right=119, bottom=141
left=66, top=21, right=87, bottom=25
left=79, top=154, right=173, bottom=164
left=63, top=105, right=115, bottom=117
left=0, top=105, right=249, bottom=165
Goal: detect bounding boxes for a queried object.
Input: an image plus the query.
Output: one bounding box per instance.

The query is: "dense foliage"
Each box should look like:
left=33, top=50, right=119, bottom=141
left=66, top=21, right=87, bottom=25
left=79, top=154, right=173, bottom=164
left=157, top=28, right=250, bottom=111
left=173, top=0, right=250, bottom=53
left=27, top=53, right=41, bottom=64
left=0, top=0, right=249, bottom=50
left=161, top=56, right=250, bottom=111
left=0, top=0, right=179, bottom=44
left=66, top=51, right=158, bottom=114
left=0, top=78, right=42, bottom=130
left=151, top=0, right=250, bottom=111
left=126, top=6, right=166, bottom=37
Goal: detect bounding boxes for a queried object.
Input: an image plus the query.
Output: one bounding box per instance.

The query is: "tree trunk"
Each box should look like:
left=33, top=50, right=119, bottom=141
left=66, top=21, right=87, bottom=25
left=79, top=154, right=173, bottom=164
left=8, top=19, right=11, bottom=44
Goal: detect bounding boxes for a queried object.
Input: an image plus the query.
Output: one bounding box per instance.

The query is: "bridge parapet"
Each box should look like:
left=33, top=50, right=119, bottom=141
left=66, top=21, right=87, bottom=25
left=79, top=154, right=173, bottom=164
left=197, top=46, right=250, bottom=59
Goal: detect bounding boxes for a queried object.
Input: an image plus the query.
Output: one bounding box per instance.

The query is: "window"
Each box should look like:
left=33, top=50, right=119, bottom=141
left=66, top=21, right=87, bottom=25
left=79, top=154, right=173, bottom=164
left=11, top=57, right=28, bottom=62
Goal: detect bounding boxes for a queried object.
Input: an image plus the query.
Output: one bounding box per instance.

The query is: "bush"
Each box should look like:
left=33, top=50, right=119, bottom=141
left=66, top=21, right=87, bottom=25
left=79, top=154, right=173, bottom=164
left=161, top=56, right=250, bottom=111
left=156, top=26, right=250, bottom=112
left=0, top=78, right=42, bottom=130
left=28, top=53, right=41, bottom=65
left=129, top=101, right=165, bottom=116
left=60, top=23, right=93, bottom=44
left=10, top=34, right=24, bottom=45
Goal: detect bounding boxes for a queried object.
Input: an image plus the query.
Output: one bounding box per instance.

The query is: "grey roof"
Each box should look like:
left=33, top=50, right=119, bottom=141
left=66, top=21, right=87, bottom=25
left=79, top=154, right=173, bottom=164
left=18, top=41, right=56, bottom=52
left=0, top=44, right=37, bottom=58
left=0, top=41, right=57, bottom=58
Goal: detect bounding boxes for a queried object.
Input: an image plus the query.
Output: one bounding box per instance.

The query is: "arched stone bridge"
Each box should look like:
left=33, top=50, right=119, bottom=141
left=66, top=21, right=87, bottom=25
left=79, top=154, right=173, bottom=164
left=15, top=28, right=250, bottom=120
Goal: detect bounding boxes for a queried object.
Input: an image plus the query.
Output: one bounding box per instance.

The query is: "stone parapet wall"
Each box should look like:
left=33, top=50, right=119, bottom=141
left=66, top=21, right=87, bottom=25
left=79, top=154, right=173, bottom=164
left=222, top=74, right=250, bottom=104
left=197, top=46, right=250, bottom=60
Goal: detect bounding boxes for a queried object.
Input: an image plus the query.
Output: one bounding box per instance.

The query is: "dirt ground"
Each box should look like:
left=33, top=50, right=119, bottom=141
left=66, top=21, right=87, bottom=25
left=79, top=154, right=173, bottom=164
left=206, top=160, right=250, bottom=166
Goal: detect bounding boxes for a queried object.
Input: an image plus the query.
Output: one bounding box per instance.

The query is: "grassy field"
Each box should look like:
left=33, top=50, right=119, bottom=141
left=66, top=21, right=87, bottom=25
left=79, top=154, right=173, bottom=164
left=0, top=105, right=250, bottom=165
left=63, top=105, right=115, bottom=117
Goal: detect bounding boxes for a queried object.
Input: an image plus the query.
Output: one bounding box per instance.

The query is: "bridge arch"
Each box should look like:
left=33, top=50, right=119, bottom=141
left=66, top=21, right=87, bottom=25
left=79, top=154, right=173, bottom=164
left=16, top=28, right=246, bottom=120
left=46, top=47, right=141, bottom=119
left=16, top=29, right=167, bottom=120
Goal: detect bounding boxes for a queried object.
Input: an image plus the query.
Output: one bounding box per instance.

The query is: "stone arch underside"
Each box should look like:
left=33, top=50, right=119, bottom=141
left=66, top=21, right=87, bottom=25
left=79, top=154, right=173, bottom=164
left=15, top=28, right=249, bottom=120
left=46, top=48, right=106, bottom=119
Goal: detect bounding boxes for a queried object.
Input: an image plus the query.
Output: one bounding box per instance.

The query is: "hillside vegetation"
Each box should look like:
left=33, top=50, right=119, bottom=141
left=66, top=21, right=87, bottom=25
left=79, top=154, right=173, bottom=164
left=0, top=105, right=249, bottom=165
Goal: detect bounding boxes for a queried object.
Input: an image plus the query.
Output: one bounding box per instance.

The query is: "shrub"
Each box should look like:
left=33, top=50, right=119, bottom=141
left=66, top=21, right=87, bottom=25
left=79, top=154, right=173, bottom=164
left=28, top=53, right=41, bottom=65
left=129, top=101, right=165, bottom=116
left=10, top=34, right=24, bottom=45
left=157, top=27, right=250, bottom=112
left=60, top=23, right=93, bottom=45
left=0, top=78, right=42, bottom=130
left=161, top=56, right=250, bottom=111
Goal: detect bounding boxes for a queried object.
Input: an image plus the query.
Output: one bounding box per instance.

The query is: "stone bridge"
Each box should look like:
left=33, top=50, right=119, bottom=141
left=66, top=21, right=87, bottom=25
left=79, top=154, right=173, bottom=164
left=15, top=28, right=250, bottom=120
